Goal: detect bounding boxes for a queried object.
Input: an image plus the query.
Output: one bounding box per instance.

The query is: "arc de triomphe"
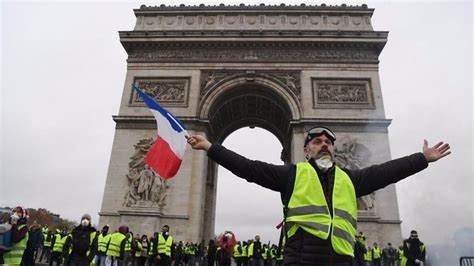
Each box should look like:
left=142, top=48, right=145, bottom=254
left=99, top=4, right=403, bottom=245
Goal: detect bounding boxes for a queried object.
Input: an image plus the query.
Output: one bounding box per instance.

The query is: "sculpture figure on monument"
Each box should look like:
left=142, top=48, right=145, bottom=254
left=335, top=136, right=376, bottom=210
left=123, top=138, right=168, bottom=209
left=205, top=72, right=225, bottom=89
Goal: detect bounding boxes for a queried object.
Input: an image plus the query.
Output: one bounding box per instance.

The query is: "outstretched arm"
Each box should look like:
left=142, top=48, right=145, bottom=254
left=185, top=134, right=292, bottom=193
left=422, top=140, right=451, bottom=162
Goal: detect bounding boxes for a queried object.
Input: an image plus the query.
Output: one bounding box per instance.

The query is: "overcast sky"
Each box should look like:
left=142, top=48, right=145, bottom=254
left=1, top=0, right=472, bottom=254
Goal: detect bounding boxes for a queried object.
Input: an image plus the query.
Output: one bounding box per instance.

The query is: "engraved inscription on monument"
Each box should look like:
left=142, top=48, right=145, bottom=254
left=130, top=78, right=190, bottom=107
left=312, top=79, right=374, bottom=109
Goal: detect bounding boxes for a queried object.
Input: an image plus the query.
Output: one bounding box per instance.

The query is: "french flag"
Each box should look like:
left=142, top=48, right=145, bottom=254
left=133, top=85, right=187, bottom=179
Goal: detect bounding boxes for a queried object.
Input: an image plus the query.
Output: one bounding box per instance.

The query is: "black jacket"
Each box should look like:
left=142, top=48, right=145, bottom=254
left=207, top=143, right=428, bottom=265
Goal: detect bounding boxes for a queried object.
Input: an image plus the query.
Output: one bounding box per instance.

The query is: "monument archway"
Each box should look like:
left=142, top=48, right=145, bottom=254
left=99, top=4, right=403, bottom=245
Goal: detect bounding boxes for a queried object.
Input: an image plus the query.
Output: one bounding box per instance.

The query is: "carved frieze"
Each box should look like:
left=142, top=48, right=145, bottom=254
left=131, top=78, right=190, bottom=107
left=135, top=13, right=374, bottom=31
left=312, top=78, right=374, bottom=109
left=123, top=138, right=169, bottom=211
left=128, top=47, right=378, bottom=63
left=335, top=136, right=375, bottom=210
left=200, top=70, right=301, bottom=99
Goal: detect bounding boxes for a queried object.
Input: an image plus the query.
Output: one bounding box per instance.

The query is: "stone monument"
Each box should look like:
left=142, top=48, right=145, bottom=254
left=99, top=3, right=402, bottom=245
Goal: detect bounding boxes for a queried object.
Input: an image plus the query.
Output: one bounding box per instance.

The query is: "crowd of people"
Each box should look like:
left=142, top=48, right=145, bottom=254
left=1, top=126, right=449, bottom=266
left=1, top=206, right=426, bottom=266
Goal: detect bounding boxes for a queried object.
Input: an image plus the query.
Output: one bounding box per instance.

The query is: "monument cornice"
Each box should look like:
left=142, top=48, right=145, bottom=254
left=113, top=115, right=210, bottom=130
left=120, top=30, right=388, bottom=40
left=135, top=3, right=373, bottom=12
left=132, top=4, right=376, bottom=32
left=121, top=37, right=386, bottom=63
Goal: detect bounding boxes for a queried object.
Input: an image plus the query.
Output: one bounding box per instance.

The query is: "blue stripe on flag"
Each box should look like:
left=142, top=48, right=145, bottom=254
left=133, top=85, right=186, bottom=133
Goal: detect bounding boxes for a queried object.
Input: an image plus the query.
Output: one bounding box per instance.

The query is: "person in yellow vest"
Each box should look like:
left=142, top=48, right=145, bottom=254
left=261, top=243, right=270, bottom=266
left=39, top=228, right=54, bottom=263
left=95, top=225, right=110, bottom=266
left=138, top=235, right=149, bottom=266
left=64, top=213, right=98, bottom=266
left=186, top=127, right=451, bottom=265
left=156, top=225, right=173, bottom=266
left=241, top=241, right=248, bottom=266
left=274, top=245, right=283, bottom=266
left=398, top=245, right=405, bottom=266
left=50, top=228, right=69, bottom=266
left=269, top=244, right=278, bottom=265
left=372, top=242, right=382, bottom=266
left=402, top=230, right=426, bottom=266
left=364, top=247, right=372, bottom=266
left=3, top=206, right=29, bottom=265
left=132, top=234, right=141, bottom=266
left=105, top=225, right=129, bottom=266
left=353, top=232, right=367, bottom=266
left=123, top=232, right=133, bottom=266
left=233, top=241, right=243, bottom=266
left=147, top=232, right=158, bottom=266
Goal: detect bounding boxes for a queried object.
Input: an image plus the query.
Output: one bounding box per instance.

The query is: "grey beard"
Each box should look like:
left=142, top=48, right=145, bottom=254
left=315, top=157, right=334, bottom=172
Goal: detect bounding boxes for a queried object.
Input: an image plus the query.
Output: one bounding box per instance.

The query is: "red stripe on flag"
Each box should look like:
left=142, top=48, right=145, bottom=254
left=144, top=136, right=182, bottom=179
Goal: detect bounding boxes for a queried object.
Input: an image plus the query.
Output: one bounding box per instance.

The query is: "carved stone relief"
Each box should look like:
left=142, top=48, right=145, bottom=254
left=312, top=79, right=374, bottom=109
left=123, top=138, right=169, bottom=211
left=131, top=78, right=190, bottom=107
left=128, top=47, right=379, bottom=63
left=334, top=136, right=375, bottom=210
left=200, top=70, right=301, bottom=99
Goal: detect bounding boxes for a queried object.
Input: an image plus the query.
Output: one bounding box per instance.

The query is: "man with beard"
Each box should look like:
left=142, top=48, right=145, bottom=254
left=402, top=230, right=426, bottom=266
left=186, top=126, right=450, bottom=266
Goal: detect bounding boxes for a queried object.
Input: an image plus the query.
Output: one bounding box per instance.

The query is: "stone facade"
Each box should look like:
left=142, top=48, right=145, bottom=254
left=99, top=4, right=402, bottom=246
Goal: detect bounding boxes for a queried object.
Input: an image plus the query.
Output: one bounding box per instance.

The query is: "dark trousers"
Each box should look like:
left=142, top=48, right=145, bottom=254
left=49, top=251, right=63, bottom=266
left=39, top=247, right=52, bottom=262
left=22, top=248, right=37, bottom=266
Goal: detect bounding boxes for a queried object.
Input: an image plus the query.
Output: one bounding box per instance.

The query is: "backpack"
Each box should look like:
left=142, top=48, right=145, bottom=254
left=72, top=229, right=90, bottom=256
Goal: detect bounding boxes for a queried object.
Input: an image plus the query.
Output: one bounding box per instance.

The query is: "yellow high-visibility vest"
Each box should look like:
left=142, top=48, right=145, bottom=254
left=98, top=233, right=111, bottom=253
left=286, top=163, right=357, bottom=257
left=4, top=224, right=29, bottom=265
left=106, top=232, right=126, bottom=257
left=53, top=234, right=69, bottom=253
left=233, top=244, right=242, bottom=258
left=157, top=234, right=173, bottom=257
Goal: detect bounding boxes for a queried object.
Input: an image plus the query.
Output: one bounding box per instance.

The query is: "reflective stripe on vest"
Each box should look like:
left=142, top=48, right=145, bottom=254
left=233, top=244, right=242, bottom=257
left=53, top=234, right=68, bottom=252
left=98, top=234, right=111, bottom=253
left=106, top=232, right=126, bottom=257
left=148, top=241, right=154, bottom=255
left=286, top=163, right=357, bottom=257
left=43, top=233, right=52, bottom=247
left=125, top=235, right=132, bottom=251
left=157, top=234, right=173, bottom=257
left=4, top=224, right=29, bottom=264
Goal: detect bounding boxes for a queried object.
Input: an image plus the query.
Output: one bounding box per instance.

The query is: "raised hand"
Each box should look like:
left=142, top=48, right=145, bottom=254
left=422, top=139, right=451, bottom=162
left=186, top=134, right=212, bottom=151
